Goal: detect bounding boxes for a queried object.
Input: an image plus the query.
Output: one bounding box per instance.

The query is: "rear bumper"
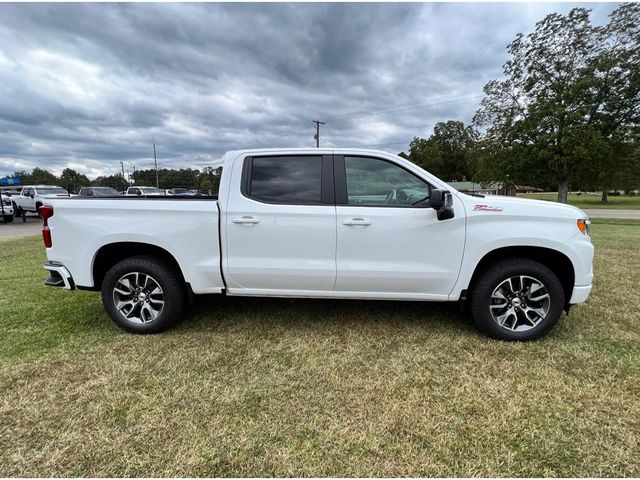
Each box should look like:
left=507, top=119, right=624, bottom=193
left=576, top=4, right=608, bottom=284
left=44, top=261, right=75, bottom=290
left=569, top=284, right=592, bottom=304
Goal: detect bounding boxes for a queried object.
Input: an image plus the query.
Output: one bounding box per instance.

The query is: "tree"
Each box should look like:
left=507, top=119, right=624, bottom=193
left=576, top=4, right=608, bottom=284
left=474, top=4, right=640, bottom=203
left=60, top=168, right=90, bottom=193
left=92, top=174, right=129, bottom=192
left=408, top=121, right=478, bottom=181
left=197, top=166, right=223, bottom=194
left=15, top=167, right=60, bottom=186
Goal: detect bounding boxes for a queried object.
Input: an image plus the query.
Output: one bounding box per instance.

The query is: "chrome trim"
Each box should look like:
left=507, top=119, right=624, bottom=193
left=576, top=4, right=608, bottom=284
left=44, top=261, right=75, bottom=290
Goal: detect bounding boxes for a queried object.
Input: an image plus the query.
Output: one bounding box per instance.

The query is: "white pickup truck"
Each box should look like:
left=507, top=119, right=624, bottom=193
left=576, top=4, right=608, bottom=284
left=1, top=193, right=14, bottom=222
left=40, top=148, right=594, bottom=341
left=12, top=185, right=69, bottom=216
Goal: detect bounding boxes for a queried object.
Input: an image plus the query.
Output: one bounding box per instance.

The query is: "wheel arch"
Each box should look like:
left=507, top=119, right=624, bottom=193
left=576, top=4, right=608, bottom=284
left=466, top=246, right=575, bottom=306
left=91, top=242, right=186, bottom=291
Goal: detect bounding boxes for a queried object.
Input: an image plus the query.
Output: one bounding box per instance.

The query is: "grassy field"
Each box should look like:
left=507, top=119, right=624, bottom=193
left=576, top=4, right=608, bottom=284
left=519, top=192, right=640, bottom=210
left=1, top=221, right=639, bottom=476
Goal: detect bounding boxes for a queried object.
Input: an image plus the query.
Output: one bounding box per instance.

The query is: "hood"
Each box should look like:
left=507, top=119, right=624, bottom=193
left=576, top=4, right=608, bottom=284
left=458, top=193, right=588, bottom=220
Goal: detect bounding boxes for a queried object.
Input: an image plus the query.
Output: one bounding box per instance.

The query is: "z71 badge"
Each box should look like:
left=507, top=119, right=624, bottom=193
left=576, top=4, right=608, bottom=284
left=473, top=204, right=503, bottom=212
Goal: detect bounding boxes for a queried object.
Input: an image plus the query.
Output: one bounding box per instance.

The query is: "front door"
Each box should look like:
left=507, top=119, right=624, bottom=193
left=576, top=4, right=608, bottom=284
left=334, top=155, right=465, bottom=298
left=224, top=154, right=337, bottom=292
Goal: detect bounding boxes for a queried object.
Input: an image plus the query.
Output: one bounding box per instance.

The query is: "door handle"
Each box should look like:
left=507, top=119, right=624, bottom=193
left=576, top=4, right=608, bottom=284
left=343, top=217, right=371, bottom=226
left=232, top=216, right=260, bottom=224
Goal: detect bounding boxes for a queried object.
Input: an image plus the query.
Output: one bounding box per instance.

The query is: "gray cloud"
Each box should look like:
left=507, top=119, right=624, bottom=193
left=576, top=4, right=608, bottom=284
left=0, top=2, right=616, bottom=178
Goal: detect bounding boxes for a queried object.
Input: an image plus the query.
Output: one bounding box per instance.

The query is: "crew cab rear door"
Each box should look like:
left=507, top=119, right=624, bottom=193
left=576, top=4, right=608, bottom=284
left=334, top=154, right=465, bottom=298
left=223, top=154, right=336, bottom=292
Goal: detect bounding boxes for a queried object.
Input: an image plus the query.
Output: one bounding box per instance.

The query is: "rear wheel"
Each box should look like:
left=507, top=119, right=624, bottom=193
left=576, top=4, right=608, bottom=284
left=101, top=255, right=186, bottom=333
left=469, top=259, right=564, bottom=341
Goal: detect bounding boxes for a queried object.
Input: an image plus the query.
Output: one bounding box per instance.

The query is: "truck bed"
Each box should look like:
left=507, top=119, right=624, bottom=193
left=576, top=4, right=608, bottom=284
left=44, top=197, right=225, bottom=294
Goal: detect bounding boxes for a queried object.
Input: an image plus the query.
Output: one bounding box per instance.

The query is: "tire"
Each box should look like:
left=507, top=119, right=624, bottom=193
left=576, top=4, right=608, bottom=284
left=101, top=255, right=187, bottom=334
left=12, top=203, right=21, bottom=218
left=35, top=202, right=42, bottom=217
left=3, top=215, right=13, bottom=223
left=469, top=258, right=564, bottom=341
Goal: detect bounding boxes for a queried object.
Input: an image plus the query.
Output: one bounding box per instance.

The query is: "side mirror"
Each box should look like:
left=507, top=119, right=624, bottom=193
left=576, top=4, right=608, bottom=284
left=430, top=189, right=455, bottom=221
left=430, top=189, right=445, bottom=209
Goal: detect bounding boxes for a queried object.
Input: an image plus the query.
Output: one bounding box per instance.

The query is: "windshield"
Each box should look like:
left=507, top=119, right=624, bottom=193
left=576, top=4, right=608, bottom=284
left=93, top=187, right=120, bottom=196
left=140, top=187, right=163, bottom=194
left=37, top=187, right=68, bottom=195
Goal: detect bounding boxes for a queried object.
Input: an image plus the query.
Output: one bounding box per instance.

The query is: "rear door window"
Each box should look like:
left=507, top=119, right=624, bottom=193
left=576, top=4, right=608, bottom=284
left=246, top=156, right=324, bottom=205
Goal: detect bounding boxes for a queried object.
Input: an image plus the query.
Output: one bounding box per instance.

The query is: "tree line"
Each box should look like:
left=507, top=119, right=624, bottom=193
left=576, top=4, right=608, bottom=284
left=9, top=166, right=223, bottom=194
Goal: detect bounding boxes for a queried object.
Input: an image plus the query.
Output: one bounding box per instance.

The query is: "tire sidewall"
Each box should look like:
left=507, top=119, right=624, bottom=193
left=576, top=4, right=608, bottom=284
left=101, top=256, right=185, bottom=334
left=470, top=259, right=565, bottom=341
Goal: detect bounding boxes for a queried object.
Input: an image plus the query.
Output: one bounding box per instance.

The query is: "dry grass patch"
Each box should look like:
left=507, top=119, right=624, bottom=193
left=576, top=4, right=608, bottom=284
left=1, top=221, right=639, bottom=476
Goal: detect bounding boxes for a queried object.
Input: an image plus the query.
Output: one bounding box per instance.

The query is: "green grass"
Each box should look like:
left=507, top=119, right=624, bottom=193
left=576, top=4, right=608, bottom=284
left=519, top=192, right=640, bottom=209
left=1, top=223, right=639, bottom=476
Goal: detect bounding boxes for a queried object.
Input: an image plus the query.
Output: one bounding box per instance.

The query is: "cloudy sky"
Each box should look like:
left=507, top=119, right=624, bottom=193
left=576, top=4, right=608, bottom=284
left=0, top=2, right=617, bottom=179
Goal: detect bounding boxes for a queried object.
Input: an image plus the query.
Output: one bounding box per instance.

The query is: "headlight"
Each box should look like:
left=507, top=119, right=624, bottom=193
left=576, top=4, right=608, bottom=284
left=577, top=218, right=590, bottom=236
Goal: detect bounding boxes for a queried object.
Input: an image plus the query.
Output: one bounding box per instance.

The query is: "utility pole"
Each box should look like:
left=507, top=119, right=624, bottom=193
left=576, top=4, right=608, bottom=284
left=313, top=120, right=325, bottom=148
left=153, top=137, right=159, bottom=188
left=120, top=161, right=125, bottom=178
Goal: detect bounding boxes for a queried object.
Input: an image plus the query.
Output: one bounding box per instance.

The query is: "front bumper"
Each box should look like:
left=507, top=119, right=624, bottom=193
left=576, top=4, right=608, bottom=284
left=44, top=261, right=75, bottom=290
left=569, top=284, right=592, bottom=304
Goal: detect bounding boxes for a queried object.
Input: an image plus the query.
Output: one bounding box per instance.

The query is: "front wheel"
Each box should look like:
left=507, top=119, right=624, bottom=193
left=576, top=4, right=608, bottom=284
left=3, top=215, right=13, bottom=223
left=12, top=203, right=21, bottom=217
left=102, top=255, right=186, bottom=333
left=469, top=259, right=565, bottom=341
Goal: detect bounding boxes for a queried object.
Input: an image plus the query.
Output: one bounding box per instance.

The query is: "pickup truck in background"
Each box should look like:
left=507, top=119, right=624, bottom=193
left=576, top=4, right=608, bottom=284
left=78, top=187, right=123, bottom=197
left=40, top=148, right=594, bottom=341
left=125, top=186, right=164, bottom=196
left=13, top=185, right=69, bottom=217
left=1, top=193, right=14, bottom=222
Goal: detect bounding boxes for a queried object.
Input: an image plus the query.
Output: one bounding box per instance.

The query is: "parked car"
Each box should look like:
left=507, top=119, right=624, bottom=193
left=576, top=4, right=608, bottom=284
left=166, top=188, right=196, bottom=196
left=124, top=186, right=164, bottom=196
left=1, top=193, right=14, bottom=222
left=78, top=187, right=122, bottom=197
left=40, top=148, right=593, bottom=341
left=12, top=185, right=69, bottom=216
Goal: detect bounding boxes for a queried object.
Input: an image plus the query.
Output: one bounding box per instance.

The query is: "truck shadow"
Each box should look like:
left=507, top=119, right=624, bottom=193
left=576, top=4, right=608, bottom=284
left=183, top=294, right=476, bottom=335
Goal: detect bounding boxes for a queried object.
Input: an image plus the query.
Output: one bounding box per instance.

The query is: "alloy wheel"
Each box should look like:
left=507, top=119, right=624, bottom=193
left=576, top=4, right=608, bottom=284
left=112, top=272, right=165, bottom=324
left=489, top=275, right=551, bottom=332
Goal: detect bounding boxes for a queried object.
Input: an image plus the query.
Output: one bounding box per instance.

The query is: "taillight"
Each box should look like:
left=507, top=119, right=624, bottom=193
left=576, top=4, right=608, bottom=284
left=39, top=205, right=54, bottom=247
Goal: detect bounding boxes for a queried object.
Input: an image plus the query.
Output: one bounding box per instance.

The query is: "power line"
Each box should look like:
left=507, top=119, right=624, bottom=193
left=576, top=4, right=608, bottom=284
left=259, top=90, right=483, bottom=146
left=324, top=90, right=482, bottom=123
left=262, top=125, right=310, bottom=143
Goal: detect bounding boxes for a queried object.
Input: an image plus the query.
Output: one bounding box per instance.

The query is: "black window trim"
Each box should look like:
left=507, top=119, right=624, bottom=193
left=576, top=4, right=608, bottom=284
left=241, top=155, right=335, bottom=206
left=333, top=154, right=433, bottom=208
